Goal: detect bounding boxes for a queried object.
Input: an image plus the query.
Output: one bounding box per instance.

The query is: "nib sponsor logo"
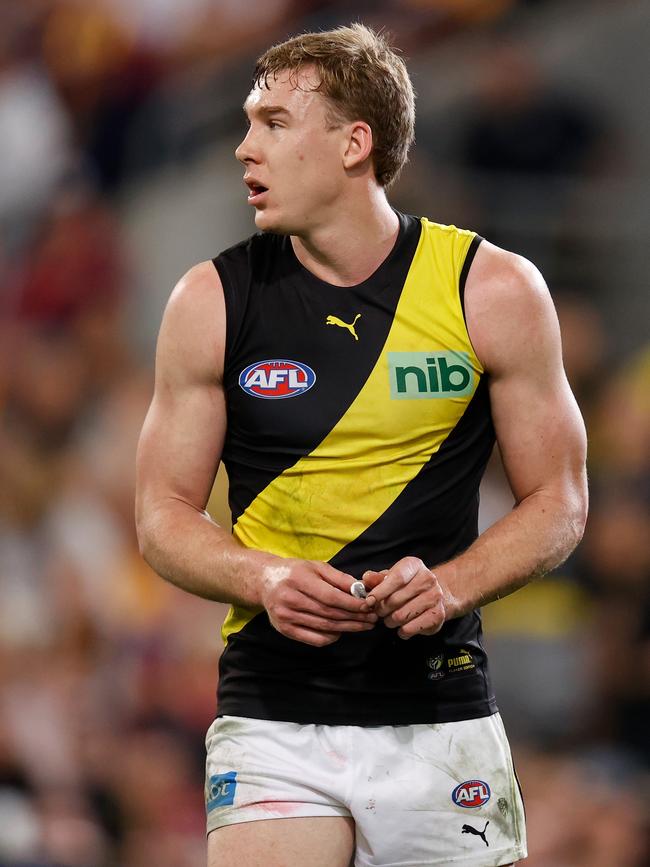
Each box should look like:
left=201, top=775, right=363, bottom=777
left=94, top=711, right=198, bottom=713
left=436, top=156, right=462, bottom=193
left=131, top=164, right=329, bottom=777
left=388, top=351, right=474, bottom=399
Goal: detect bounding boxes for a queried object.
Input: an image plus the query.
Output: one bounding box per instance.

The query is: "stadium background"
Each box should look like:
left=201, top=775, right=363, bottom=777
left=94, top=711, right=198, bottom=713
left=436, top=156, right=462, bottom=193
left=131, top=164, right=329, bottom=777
left=0, top=1, right=648, bottom=864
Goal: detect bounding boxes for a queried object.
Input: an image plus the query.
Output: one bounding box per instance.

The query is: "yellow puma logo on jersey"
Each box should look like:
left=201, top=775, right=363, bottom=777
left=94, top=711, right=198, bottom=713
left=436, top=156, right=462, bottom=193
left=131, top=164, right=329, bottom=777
left=325, top=313, right=361, bottom=341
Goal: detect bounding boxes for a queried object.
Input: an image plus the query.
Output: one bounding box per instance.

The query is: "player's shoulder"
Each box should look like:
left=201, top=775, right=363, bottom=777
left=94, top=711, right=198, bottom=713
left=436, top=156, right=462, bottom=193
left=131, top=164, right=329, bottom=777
left=167, top=260, right=223, bottom=315
left=466, top=239, right=550, bottom=313
left=170, top=231, right=270, bottom=306
left=169, top=230, right=272, bottom=304
left=162, top=258, right=228, bottom=347
left=464, top=240, right=558, bottom=374
left=418, top=215, right=539, bottom=281
left=155, top=260, right=226, bottom=381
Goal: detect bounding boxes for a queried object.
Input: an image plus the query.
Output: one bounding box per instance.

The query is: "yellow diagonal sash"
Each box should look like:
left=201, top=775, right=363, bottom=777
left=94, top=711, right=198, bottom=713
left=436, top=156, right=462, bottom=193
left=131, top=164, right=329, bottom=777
left=223, top=222, right=480, bottom=641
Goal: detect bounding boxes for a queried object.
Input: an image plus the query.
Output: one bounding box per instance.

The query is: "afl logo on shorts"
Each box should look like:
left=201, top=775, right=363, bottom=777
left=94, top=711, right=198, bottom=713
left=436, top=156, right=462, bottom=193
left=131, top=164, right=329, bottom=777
left=239, top=359, right=316, bottom=399
left=452, top=780, right=491, bottom=809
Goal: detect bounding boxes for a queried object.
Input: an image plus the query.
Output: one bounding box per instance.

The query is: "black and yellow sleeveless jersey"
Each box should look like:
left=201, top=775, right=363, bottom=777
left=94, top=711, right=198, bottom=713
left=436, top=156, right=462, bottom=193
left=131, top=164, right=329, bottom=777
left=212, top=211, right=498, bottom=725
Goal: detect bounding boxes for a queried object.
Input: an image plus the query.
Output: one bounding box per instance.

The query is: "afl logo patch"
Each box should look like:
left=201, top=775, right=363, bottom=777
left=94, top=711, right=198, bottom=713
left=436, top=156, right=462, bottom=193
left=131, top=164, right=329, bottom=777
left=239, top=359, right=316, bottom=399
left=452, top=780, right=491, bottom=809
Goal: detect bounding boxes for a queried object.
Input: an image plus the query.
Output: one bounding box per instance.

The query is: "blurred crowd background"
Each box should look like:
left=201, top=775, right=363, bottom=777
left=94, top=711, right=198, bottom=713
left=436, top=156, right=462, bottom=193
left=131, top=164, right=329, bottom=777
left=0, top=1, right=648, bottom=865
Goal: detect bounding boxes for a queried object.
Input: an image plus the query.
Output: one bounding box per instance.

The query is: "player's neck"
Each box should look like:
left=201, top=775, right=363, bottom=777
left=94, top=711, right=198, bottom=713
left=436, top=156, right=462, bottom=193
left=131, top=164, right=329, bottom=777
left=290, top=188, right=399, bottom=287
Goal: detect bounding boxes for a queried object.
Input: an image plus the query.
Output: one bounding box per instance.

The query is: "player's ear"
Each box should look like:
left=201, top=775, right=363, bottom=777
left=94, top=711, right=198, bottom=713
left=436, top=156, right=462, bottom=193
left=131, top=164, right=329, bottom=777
left=342, top=121, right=373, bottom=172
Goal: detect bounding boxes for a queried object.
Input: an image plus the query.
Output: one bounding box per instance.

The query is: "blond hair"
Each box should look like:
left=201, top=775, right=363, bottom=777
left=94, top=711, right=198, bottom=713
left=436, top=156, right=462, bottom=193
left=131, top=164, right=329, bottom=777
left=253, top=23, right=415, bottom=188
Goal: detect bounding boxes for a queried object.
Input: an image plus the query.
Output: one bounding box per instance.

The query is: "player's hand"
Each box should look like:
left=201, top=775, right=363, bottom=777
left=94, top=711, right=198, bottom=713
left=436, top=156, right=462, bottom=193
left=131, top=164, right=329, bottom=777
left=260, top=559, right=378, bottom=647
left=361, top=556, right=446, bottom=639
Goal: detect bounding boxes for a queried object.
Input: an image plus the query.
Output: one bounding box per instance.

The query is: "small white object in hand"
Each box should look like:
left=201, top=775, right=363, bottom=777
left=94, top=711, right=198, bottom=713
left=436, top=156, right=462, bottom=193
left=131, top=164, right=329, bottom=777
left=350, top=580, right=367, bottom=599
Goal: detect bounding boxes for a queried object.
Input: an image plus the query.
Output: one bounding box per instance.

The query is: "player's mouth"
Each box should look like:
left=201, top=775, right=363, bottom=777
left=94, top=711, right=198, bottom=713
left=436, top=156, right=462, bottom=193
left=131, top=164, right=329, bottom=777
left=244, top=179, right=269, bottom=206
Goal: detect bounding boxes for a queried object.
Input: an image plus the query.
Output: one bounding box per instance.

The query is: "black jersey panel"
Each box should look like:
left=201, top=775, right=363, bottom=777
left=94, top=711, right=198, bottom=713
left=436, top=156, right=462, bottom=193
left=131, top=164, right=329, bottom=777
left=216, top=611, right=496, bottom=725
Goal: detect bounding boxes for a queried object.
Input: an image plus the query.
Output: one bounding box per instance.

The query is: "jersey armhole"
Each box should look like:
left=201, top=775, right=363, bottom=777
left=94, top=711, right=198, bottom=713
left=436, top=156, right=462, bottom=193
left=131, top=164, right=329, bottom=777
left=459, top=234, right=483, bottom=320
left=212, top=255, right=243, bottom=367
left=458, top=234, right=485, bottom=375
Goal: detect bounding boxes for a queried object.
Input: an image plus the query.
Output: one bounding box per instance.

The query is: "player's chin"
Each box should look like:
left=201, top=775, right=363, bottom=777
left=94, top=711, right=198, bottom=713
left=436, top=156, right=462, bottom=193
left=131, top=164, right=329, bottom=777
left=253, top=207, right=282, bottom=233
left=254, top=208, right=295, bottom=236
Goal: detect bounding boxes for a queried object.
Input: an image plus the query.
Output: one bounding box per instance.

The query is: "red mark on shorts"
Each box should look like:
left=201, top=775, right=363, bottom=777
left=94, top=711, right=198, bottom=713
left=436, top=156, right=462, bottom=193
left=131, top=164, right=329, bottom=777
left=258, top=801, right=305, bottom=817
left=325, top=750, right=347, bottom=768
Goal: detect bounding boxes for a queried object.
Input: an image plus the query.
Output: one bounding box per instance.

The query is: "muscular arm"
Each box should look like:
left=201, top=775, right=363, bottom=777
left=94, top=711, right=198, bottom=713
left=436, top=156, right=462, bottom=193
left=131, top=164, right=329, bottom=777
left=135, top=262, right=270, bottom=606
left=439, top=242, right=588, bottom=615
left=364, top=242, right=588, bottom=635
left=135, top=263, right=374, bottom=644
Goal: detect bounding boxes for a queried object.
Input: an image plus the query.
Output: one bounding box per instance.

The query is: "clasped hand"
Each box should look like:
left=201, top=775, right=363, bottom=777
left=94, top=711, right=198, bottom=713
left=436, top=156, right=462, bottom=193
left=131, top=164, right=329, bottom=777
left=361, top=556, right=447, bottom=639
left=261, top=556, right=446, bottom=646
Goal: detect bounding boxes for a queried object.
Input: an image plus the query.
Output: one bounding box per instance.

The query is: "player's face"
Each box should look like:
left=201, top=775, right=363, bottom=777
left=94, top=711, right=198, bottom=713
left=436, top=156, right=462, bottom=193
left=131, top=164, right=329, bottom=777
left=236, top=68, right=349, bottom=234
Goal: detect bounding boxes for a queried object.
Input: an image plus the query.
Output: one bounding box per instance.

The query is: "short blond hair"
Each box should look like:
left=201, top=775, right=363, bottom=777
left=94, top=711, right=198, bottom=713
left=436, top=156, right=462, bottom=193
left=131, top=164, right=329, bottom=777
left=253, top=23, right=415, bottom=188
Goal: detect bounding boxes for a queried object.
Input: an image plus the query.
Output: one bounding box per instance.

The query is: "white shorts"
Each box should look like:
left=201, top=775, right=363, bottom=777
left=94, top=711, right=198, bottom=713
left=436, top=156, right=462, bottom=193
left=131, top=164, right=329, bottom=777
left=205, top=713, right=527, bottom=867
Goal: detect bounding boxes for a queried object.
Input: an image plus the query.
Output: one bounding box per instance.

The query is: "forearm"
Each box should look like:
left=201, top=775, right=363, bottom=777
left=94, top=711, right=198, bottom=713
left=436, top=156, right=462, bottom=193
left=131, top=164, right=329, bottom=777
left=437, top=487, right=587, bottom=620
left=137, top=498, right=278, bottom=607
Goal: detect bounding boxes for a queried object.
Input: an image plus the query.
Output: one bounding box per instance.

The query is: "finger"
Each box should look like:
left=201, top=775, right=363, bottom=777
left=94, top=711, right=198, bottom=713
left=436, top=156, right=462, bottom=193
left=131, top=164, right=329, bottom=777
left=279, top=586, right=377, bottom=622
left=298, top=601, right=378, bottom=624
left=365, top=557, right=427, bottom=606
left=287, top=627, right=341, bottom=647
left=314, top=608, right=378, bottom=624
left=290, top=612, right=377, bottom=634
left=361, top=569, right=388, bottom=592
left=396, top=606, right=445, bottom=640
left=384, top=599, right=427, bottom=629
left=306, top=569, right=372, bottom=614
left=282, top=589, right=377, bottom=621
left=374, top=580, right=425, bottom=618
left=381, top=579, right=444, bottom=628
left=375, top=574, right=441, bottom=618
left=317, top=561, right=358, bottom=592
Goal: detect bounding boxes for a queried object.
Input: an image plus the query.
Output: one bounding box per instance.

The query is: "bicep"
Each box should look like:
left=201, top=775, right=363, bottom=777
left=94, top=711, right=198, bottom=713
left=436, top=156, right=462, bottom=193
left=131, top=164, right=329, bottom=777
left=489, top=356, right=586, bottom=506
left=137, top=373, right=226, bottom=514
left=466, top=244, right=587, bottom=505
left=136, top=263, right=227, bottom=521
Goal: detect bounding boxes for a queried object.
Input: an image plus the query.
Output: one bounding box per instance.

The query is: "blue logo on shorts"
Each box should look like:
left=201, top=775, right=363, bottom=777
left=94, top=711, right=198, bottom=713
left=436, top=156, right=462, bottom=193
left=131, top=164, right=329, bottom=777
left=206, top=772, right=237, bottom=811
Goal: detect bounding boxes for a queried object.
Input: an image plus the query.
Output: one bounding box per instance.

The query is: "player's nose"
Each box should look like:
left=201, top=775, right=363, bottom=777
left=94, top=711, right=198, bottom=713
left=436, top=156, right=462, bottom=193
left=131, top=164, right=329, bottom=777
left=235, top=128, right=260, bottom=165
